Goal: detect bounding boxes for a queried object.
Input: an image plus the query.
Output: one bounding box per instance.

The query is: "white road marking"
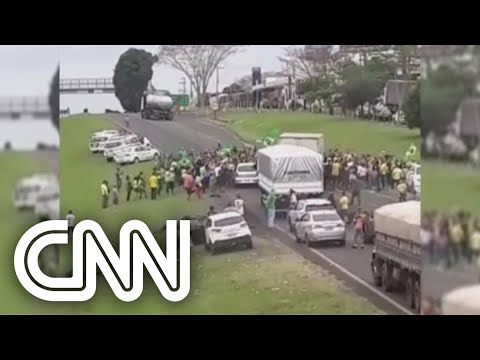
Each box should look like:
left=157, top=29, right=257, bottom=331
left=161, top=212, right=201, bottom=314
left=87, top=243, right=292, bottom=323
left=274, top=224, right=415, bottom=315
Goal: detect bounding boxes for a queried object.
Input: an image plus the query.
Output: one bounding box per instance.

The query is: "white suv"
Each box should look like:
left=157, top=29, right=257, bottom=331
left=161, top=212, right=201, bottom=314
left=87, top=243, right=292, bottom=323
left=205, top=212, right=253, bottom=254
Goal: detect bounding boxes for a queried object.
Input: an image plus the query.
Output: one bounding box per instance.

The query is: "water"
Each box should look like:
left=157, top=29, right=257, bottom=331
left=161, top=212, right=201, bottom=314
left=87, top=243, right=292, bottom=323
left=60, top=93, right=122, bottom=115
left=0, top=119, right=58, bottom=150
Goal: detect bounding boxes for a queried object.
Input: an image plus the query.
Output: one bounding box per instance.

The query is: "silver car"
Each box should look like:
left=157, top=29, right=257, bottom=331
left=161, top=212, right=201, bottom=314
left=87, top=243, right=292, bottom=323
left=294, top=210, right=346, bottom=247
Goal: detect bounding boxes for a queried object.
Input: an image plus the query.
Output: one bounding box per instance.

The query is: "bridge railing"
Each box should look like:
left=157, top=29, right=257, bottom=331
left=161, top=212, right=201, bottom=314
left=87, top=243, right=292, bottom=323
left=60, top=78, right=114, bottom=91
left=0, top=96, right=50, bottom=115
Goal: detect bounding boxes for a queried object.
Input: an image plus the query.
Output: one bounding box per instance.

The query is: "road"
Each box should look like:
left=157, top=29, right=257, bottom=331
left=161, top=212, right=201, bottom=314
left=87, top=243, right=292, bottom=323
left=109, top=113, right=416, bottom=314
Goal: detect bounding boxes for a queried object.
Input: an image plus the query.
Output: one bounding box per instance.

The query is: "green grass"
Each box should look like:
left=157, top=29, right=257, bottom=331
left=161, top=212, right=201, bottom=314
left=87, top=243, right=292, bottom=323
left=422, top=160, right=480, bottom=216
left=222, top=111, right=421, bottom=158
left=0, top=114, right=382, bottom=314
left=0, top=152, right=57, bottom=313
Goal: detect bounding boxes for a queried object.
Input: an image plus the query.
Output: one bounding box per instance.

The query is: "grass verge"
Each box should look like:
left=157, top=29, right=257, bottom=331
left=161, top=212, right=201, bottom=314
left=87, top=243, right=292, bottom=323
left=221, top=111, right=421, bottom=158
left=422, top=160, right=480, bottom=216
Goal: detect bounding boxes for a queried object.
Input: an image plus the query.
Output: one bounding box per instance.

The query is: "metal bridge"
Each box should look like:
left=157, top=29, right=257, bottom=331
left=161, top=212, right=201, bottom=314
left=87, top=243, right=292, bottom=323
left=60, top=78, right=114, bottom=94
left=0, top=96, right=50, bottom=119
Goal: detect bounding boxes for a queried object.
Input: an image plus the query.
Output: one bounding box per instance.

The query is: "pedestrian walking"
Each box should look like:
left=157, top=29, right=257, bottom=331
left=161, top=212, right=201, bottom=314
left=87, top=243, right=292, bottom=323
left=65, top=210, right=75, bottom=241
left=195, top=175, right=204, bottom=199
left=101, top=180, right=109, bottom=209
left=165, top=169, right=175, bottom=196
left=353, top=209, right=365, bottom=249
left=397, top=180, right=408, bottom=202
left=112, top=185, right=119, bottom=206
left=234, top=194, right=245, bottom=216
left=339, top=191, right=350, bottom=223
left=115, top=166, right=123, bottom=190
left=149, top=172, right=158, bottom=200
left=126, top=175, right=133, bottom=202
left=263, top=190, right=279, bottom=229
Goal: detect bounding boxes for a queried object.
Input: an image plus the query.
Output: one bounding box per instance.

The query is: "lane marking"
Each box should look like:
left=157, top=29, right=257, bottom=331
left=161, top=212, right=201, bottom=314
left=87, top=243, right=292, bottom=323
left=273, top=224, right=415, bottom=315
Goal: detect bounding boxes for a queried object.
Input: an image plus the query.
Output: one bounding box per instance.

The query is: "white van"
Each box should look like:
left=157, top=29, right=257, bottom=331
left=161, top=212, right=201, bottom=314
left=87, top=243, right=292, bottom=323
left=103, top=135, right=149, bottom=161
left=89, top=132, right=121, bottom=153
left=12, top=174, right=58, bottom=210
left=34, top=183, right=60, bottom=221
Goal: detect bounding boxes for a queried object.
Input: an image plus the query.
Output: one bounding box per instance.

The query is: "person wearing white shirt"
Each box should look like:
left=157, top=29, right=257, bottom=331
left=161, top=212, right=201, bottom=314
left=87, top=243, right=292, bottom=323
left=289, top=189, right=297, bottom=208
left=234, top=194, right=245, bottom=216
left=65, top=210, right=76, bottom=241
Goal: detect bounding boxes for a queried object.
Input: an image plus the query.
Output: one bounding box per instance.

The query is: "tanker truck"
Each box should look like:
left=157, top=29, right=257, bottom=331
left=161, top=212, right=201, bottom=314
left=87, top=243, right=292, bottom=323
left=141, top=90, right=174, bottom=121
left=370, top=200, right=421, bottom=313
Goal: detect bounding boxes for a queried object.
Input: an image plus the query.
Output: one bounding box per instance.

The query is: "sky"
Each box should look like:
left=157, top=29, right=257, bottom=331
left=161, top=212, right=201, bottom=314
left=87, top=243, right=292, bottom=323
left=60, top=45, right=289, bottom=114
left=0, top=45, right=59, bottom=149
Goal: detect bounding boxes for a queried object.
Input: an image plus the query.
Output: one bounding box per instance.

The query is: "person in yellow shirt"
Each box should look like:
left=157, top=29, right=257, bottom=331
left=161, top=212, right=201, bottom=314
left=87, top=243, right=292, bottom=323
left=449, top=217, right=464, bottom=266
left=331, top=158, right=341, bottom=189
left=397, top=180, right=408, bottom=202
left=339, top=191, right=350, bottom=223
left=149, top=172, right=159, bottom=200
left=392, top=165, right=403, bottom=189
left=379, top=161, right=388, bottom=191
left=101, top=180, right=109, bottom=209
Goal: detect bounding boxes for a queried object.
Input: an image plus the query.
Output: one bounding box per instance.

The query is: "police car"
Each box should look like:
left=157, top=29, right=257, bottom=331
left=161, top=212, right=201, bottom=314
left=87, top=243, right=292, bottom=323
left=204, top=211, right=253, bottom=254
left=103, top=135, right=149, bottom=161
left=12, top=174, right=58, bottom=210
left=113, top=144, right=161, bottom=165
left=34, top=184, right=60, bottom=221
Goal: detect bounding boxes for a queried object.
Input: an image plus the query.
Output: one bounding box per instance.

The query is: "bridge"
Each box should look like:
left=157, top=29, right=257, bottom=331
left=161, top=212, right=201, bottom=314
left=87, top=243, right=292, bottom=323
left=0, top=96, right=50, bottom=119
left=60, top=78, right=114, bottom=94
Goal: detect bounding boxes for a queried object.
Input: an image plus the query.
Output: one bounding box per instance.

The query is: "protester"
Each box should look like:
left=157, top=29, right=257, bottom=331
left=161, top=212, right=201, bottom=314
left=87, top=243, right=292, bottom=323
left=234, top=194, right=244, bottom=216
left=101, top=180, right=109, bottom=209
left=66, top=210, right=75, bottom=240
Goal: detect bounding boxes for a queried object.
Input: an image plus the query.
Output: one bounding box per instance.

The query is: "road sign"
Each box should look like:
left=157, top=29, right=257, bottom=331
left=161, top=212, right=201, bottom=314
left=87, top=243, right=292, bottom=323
left=171, top=94, right=190, bottom=107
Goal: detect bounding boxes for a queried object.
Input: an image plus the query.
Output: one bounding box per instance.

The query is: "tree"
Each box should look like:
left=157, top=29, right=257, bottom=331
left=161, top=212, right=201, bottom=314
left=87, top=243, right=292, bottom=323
left=403, top=81, right=420, bottom=129
left=113, top=48, right=157, bottom=112
left=157, top=45, right=246, bottom=106
left=279, top=45, right=339, bottom=79
left=49, top=66, right=59, bottom=131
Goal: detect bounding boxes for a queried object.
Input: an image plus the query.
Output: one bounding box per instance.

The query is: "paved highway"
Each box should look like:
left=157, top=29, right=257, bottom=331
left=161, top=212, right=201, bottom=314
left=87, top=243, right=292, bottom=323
left=109, top=113, right=416, bottom=314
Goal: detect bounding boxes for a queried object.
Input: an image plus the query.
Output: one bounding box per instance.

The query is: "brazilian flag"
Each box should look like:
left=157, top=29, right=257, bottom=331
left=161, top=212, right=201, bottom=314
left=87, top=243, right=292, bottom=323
left=256, top=129, right=281, bottom=147
left=404, top=144, right=417, bottom=163
left=220, top=144, right=238, bottom=157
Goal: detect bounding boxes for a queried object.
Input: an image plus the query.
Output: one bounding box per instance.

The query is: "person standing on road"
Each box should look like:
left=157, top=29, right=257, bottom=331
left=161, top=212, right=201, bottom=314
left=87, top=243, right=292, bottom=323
left=331, top=158, right=341, bottom=189
left=156, top=166, right=165, bottom=197
left=183, top=171, right=195, bottom=201
left=149, top=172, right=158, bottom=200
left=263, top=190, right=279, bottom=229
left=234, top=194, right=245, bottom=216
left=126, top=175, right=133, bottom=202
left=65, top=210, right=75, bottom=241
left=350, top=175, right=362, bottom=207
left=112, top=185, right=119, bottom=206
left=392, top=164, right=402, bottom=190
left=379, top=160, right=388, bottom=191
left=397, top=179, right=408, bottom=202
left=115, top=166, right=123, bottom=190
left=352, top=209, right=365, bottom=249
left=195, top=174, right=204, bottom=200
left=289, top=189, right=297, bottom=208
left=101, top=180, right=109, bottom=209
left=339, top=191, right=350, bottom=223
left=165, top=169, right=175, bottom=196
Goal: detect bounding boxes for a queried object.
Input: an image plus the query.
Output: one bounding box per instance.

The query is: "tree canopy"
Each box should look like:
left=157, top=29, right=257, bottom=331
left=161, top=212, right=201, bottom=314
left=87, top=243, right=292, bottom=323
left=113, top=48, right=158, bottom=112
left=49, top=66, right=59, bottom=131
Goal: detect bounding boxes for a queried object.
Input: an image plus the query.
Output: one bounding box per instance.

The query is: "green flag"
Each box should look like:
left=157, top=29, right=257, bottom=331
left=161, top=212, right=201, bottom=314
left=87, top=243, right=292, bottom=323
left=257, top=129, right=281, bottom=147
left=405, top=144, right=417, bottom=163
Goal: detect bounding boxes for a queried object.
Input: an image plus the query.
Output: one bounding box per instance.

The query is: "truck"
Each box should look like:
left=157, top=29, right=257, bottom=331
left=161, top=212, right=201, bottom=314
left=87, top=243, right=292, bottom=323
left=141, top=90, right=174, bottom=121
left=371, top=200, right=421, bottom=313
left=277, top=132, right=324, bottom=154
left=257, top=144, right=324, bottom=212
left=441, top=285, right=480, bottom=315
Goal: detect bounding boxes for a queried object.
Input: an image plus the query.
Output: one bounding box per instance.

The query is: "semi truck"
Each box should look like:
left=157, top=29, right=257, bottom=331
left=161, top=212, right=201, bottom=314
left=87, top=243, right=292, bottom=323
left=441, top=285, right=480, bottom=315
left=371, top=200, right=421, bottom=313
left=257, top=144, right=324, bottom=212
left=277, top=132, right=324, bottom=154
left=141, top=90, right=174, bottom=121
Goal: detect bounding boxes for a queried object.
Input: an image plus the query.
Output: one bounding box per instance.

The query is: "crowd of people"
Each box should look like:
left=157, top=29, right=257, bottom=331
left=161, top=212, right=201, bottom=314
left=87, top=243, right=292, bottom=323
left=99, top=143, right=257, bottom=209
left=323, top=146, right=418, bottom=202
left=421, top=210, right=480, bottom=271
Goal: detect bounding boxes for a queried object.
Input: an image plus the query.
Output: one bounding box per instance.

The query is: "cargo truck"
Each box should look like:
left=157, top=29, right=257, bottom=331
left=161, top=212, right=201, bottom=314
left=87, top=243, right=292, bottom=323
left=257, top=144, right=324, bottom=212
left=371, top=200, right=421, bottom=313
left=141, top=90, right=174, bottom=121
left=277, top=132, right=324, bottom=154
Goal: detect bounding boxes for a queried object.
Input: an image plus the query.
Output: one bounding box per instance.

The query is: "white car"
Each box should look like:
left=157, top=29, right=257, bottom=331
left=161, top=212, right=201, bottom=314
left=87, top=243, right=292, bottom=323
left=103, top=135, right=146, bottom=161
left=294, top=210, right=346, bottom=247
left=90, top=129, right=120, bottom=140
left=234, top=162, right=258, bottom=186
left=205, top=211, right=253, bottom=254
left=12, top=174, right=58, bottom=210
left=413, top=163, right=421, bottom=196
left=287, top=198, right=335, bottom=232
left=89, top=132, right=122, bottom=153
left=34, top=184, right=60, bottom=221
left=113, top=144, right=161, bottom=165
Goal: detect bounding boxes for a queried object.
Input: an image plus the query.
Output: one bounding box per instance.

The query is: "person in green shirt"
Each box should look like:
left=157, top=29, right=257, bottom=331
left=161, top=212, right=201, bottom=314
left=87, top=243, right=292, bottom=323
left=263, top=190, right=279, bottom=229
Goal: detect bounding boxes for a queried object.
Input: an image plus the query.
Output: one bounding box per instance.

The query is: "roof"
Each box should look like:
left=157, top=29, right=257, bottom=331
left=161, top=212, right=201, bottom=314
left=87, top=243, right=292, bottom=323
left=456, top=98, right=480, bottom=136
left=280, top=133, right=324, bottom=139
left=209, top=211, right=244, bottom=221
left=301, top=198, right=332, bottom=205
left=237, top=162, right=256, bottom=166
left=307, top=209, right=339, bottom=217
left=257, top=144, right=321, bottom=159
left=442, top=285, right=480, bottom=315
left=374, top=201, right=420, bottom=243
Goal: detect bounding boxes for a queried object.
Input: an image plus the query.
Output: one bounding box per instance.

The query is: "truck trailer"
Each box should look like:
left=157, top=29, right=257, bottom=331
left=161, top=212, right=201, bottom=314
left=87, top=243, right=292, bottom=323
left=141, top=91, right=174, bottom=121
left=277, top=132, right=324, bottom=154
left=257, top=144, right=324, bottom=211
left=371, top=200, right=421, bottom=313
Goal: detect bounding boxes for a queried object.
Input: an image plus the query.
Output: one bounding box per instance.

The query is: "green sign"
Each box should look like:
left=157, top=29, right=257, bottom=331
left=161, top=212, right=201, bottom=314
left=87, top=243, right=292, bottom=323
left=171, top=94, right=190, bottom=107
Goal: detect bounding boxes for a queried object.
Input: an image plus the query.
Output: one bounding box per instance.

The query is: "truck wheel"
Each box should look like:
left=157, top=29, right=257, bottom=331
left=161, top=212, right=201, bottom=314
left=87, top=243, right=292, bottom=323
left=372, top=258, right=382, bottom=287
left=405, top=275, right=415, bottom=309
left=381, top=262, right=393, bottom=292
left=413, top=279, right=421, bottom=313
